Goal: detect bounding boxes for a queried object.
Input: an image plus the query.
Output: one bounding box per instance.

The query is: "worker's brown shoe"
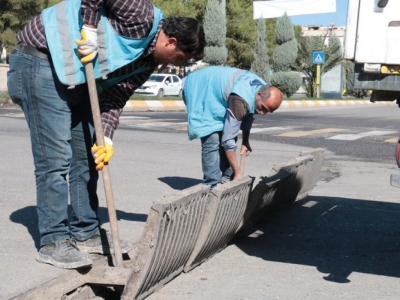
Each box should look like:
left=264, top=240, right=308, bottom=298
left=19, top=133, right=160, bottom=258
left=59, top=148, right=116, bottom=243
left=75, top=228, right=133, bottom=255
left=36, top=239, right=93, bottom=269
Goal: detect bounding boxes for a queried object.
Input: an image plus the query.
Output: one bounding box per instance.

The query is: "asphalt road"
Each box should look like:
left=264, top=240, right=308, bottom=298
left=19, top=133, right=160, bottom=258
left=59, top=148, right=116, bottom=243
left=2, top=104, right=400, bottom=299
left=117, top=104, right=400, bottom=164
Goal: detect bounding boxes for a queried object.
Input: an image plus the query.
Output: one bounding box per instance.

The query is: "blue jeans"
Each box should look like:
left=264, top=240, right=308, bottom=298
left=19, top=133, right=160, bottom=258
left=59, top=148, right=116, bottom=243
left=7, top=51, right=100, bottom=246
left=201, top=132, right=234, bottom=187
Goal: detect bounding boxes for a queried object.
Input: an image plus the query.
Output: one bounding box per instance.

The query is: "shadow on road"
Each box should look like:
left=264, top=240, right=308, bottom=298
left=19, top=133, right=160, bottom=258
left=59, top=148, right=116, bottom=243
left=10, top=206, right=147, bottom=250
left=158, top=176, right=202, bottom=190
left=235, top=195, right=400, bottom=283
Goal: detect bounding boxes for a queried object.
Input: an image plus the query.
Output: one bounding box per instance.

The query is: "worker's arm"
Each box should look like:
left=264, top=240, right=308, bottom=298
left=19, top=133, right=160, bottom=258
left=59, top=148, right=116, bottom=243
left=91, top=67, right=153, bottom=171
left=75, top=0, right=103, bottom=63
left=98, top=68, right=154, bottom=139
left=81, top=0, right=102, bottom=26
left=77, top=0, right=154, bottom=62
left=221, top=94, right=253, bottom=180
left=240, top=114, right=254, bottom=156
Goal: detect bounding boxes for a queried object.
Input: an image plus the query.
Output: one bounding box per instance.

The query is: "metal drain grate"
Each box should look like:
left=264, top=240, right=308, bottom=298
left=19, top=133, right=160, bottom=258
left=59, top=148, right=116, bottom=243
left=184, top=176, right=253, bottom=273
left=122, top=184, right=210, bottom=300
left=236, top=172, right=290, bottom=237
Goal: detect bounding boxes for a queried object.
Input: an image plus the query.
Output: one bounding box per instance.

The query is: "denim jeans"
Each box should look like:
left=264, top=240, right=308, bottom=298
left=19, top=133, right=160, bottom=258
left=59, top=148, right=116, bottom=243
left=200, top=132, right=233, bottom=187
left=7, top=51, right=100, bottom=246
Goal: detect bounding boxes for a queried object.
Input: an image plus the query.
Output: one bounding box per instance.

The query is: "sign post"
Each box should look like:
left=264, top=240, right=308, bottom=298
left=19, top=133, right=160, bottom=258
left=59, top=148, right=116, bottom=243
left=312, top=51, right=325, bottom=98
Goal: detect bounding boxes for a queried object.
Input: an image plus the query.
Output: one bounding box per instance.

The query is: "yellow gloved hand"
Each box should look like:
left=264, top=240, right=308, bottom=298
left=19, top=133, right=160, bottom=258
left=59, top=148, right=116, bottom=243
left=75, top=25, right=98, bottom=64
left=91, top=137, right=114, bottom=171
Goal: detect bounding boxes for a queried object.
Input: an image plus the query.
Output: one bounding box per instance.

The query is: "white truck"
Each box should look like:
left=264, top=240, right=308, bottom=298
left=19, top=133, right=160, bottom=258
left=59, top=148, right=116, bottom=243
left=344, top=0, right=400, bottom=102
left=344, top=0, right=400, bottom=186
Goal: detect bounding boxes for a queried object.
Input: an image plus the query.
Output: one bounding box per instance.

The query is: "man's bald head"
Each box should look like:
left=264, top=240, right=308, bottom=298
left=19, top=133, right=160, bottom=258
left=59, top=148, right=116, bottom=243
left=255, top=86, right=283, bottom=115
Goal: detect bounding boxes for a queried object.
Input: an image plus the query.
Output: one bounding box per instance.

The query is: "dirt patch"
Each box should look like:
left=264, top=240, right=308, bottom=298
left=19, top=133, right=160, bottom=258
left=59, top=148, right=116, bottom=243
left=0, top=98, right=17, bottom=107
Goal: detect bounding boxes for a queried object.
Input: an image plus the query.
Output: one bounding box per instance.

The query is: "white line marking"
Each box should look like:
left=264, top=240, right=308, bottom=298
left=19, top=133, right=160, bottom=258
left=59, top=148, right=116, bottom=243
left=120, top=116, right=149, bottom=119
left=129, top=122, right=187, bottom=127
left=250, top=126, right=292, bottom=133
left=328, top=130, right=397, bottom=140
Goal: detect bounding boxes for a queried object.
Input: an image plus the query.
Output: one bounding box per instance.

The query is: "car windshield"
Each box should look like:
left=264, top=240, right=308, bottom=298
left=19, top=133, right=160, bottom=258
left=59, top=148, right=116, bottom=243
left=148, top=75, right=166, bottom=83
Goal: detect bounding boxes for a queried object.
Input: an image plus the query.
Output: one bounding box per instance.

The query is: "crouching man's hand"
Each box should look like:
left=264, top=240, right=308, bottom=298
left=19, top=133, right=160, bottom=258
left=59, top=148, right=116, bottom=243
left=240, top=143, right=252, bottom=156
left=91, top=137, right=114, bottom=171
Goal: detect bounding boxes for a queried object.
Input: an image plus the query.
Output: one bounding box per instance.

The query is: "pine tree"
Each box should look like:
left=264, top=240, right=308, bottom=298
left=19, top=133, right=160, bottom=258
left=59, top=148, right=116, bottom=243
left=250, top=18, right=270, bottom=83
left=270, top=13, right=301, bottom=98
left=203, top=0, right=227, bottom=65
left=0, top=0, right=44, bottom=51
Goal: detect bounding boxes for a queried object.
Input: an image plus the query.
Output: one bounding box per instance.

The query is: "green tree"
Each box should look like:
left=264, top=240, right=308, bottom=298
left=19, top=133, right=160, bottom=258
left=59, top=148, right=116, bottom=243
left=250, top=18, right=270, bottom=82
left=41, top=0, right=62, bottom=9
left=265, top=19, right=277, bottom=65
left=153, top=0, right=261, bottom=69
left=226, top=0, right=257, bottom=68
left=151, top=0, right=206, bottom=19
left=343, top=59, right=368, bottom=98
left=294, top=25, right=303, bottom=42
left=203, top=0, right=227, bottom=65
left=295, top=34, right=343, bottom=97
left=0, top=0, right=41, bottom=51
left=270, top=13, right=301, bottom=98
left=0, top=0, right=62, bottom=52
left=343, top=60, right=354, bottom=95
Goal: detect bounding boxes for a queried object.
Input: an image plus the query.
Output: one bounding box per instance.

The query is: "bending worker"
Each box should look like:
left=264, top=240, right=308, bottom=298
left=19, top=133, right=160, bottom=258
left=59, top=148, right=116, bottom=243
left=7, top=0, right=205, bottom=269
left=183, top=66, right=283, bottom=187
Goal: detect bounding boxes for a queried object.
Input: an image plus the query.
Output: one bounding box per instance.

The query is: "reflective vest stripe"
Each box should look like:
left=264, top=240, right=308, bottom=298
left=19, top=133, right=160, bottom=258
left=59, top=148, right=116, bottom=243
left=96, top=19, right=109, bottom=77
left=223, top=69, right=246, bottom=100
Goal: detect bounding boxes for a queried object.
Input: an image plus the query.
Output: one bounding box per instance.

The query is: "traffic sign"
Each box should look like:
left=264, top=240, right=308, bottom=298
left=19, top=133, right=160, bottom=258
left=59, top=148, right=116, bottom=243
left=313, top=51, right=325, bottom=64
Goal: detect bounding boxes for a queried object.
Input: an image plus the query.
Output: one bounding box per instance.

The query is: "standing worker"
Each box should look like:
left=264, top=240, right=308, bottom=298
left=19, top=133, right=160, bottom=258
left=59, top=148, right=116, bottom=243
left=7, top=0, right=205, bottom=269
left=183, top=66, right=283, bottom=187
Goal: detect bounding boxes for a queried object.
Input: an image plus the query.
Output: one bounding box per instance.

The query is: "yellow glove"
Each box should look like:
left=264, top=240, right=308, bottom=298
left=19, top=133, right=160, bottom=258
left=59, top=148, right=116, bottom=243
left=75, top=25, right=98, bottom=64
left=91, top=137, right=114, bottom=171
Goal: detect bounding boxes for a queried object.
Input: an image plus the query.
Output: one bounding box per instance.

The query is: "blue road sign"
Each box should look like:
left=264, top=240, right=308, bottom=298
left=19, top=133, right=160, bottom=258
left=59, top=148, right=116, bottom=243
left=313, top=51, right=325, bottom=64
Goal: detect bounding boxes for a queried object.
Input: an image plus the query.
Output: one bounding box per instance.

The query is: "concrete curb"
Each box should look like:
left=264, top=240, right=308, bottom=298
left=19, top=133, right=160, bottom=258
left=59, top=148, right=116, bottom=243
left=125, top=100, right=187, bottom=112
left=124, top=99, right=396, bottom=112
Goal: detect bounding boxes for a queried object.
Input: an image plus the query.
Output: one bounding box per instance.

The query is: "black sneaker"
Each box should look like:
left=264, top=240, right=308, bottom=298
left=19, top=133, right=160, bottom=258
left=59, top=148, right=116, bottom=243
left=36, top=239, right=93, bottom=269
left=75, top=228, right=133, bottom=255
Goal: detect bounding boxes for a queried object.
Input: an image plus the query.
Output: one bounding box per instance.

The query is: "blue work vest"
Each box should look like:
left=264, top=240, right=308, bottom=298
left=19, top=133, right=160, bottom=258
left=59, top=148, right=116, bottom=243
left=41, top=0, right=163, bottom=89
left=184, top=66, right=266, bottom=140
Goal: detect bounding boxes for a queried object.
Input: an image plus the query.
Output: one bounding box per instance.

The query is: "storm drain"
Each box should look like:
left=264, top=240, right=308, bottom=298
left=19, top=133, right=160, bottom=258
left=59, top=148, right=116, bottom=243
left=12, top=265, right=132, bottom=299
left=184, top=176, right=254, bottom=273
left=235, top=172, right=290, bottom=237
left=296, top=148, right=325, bottom=200
left=122, top=184, right=210, bottom=300
left=269, top=148, right=325, bottom=204
left=236, top=148, right=325, bottom=238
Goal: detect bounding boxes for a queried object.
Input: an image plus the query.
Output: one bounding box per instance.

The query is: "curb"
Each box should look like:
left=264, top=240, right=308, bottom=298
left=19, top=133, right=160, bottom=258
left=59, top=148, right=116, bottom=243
left=125, top=100, right=187, bottom=112
left=124, top=99, right=397, bottom=112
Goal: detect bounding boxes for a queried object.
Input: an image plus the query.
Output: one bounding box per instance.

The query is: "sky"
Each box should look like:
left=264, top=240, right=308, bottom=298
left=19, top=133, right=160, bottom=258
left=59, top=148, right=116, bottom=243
left=290, top=0, right=349, bottom=26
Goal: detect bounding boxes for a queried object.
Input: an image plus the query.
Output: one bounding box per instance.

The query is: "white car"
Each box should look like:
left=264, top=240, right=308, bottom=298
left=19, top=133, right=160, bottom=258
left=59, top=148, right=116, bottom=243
left=135, top=74, right=183, bottom=97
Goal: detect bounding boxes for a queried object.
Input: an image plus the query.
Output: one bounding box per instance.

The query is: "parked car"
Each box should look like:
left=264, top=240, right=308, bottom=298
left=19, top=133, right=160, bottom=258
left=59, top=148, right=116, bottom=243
left=135, top=74, right=183, bottom=97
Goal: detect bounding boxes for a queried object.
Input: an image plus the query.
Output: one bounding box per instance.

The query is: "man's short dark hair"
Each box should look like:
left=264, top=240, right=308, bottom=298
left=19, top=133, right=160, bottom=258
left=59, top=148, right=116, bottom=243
left=162, top=17, right=206, bottom=61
